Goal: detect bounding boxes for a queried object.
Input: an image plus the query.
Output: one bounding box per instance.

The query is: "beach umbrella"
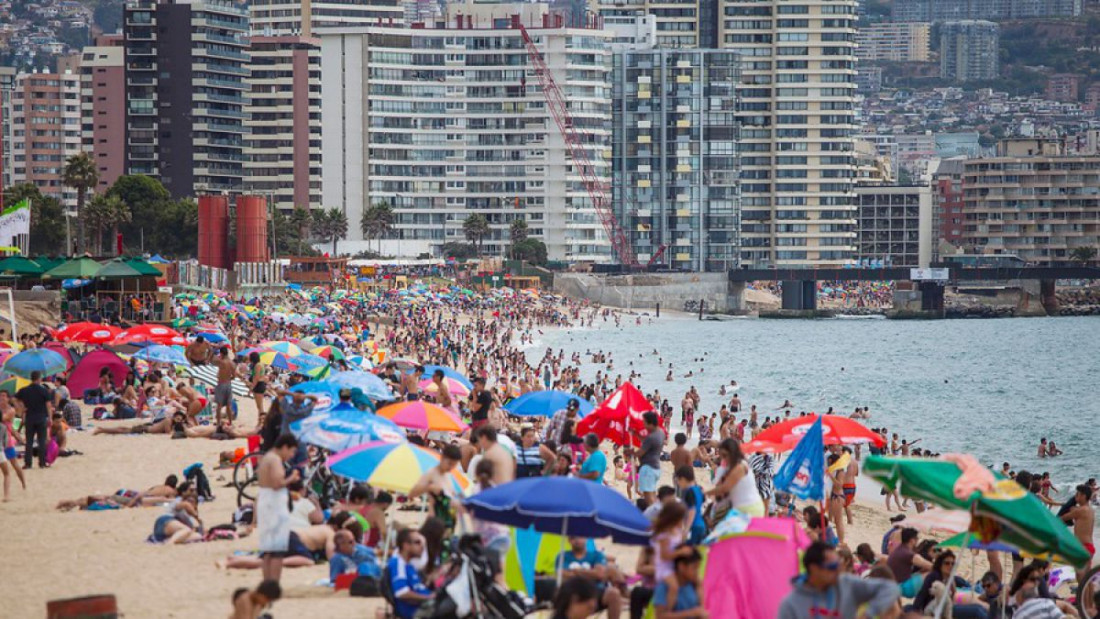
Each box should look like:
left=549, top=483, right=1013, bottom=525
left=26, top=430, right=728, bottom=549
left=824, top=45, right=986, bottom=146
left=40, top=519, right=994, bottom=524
left=576, top=382, right=657, bottom=448
left=463, top=476, right=651, bottom=546
left=504, top=390, right=594, bottom=418
left=256, top=351, right=296, bottom=371
left=420, top=364, right=473, bottom=389
left=43, top=257, right=102, bottom=279
left=904, top=508, right=972, bottom=534
left=114, top=324, right=184, bottom=345
left=937, top=532, right=1017, bottom=553
left=864, top=455, right=1091, bottom=568
left=288, top=381, right=342, bottom=413
left=3, top=348, right=68, bottom=378
left=260, top=340, right=303, bottom=356
left=171, top=317, right=197, bottom=329
left=132, top=344, right=190, bottom=366
left=419, top=377, right=470, bottom=399
left=291, top=403, right=406, bottom=452
left=55, top=322, right=121, bottom=344
left=745, top=414, right=885, bottom=453
left=0, top=341, right=21, bottom=351
left=311, top=345, right=346, bottom=361
left=195, top=331, right=228, bottom=344
left=0, top=375, right=29, bottom=395
left=376, top=400, right=467, bottom=433
left=289, top=353, right=329, bottom=378
left=327, top=441, right=470, bottom=495
left=0, top=255, right=44, bottom=276
left=326, top=370, right=393, bottom=401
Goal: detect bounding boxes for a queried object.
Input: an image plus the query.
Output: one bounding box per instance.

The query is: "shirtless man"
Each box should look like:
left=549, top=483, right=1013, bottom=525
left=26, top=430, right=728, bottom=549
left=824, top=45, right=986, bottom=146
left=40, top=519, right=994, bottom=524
left=402, top=366, right=424, bottom=401
left=221, top=524, right=336, bottom=571
left=230, top=580, right=281, bottom=619
left=1037, top=437, right=1048, bottom=458
left=186, top=335, right=212, bottom=366
left=680, top=393, right=694, bottom=425
left=56, top=475, right=180, bottom=510
left=669, top=433, right=692, bottom=471
left=730, top=393, right=741, bottom=414
left=176, top=379, right=205, bottom=424
left=1061, top=484, right=1095, bottom=580
left=474, top=426, right=515, bottom=485
left=215, top=347, right=237, bottom=424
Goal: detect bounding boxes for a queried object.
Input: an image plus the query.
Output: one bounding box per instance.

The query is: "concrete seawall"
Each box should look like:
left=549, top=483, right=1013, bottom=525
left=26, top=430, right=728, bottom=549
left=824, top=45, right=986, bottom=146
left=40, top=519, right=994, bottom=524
left=554, top=272, right=744, bottom=312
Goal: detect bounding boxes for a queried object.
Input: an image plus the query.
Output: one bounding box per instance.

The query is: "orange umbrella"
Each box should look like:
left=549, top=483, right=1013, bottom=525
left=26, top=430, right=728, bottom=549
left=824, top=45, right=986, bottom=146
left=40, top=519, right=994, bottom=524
left=376, top=400, right=468, bottom=433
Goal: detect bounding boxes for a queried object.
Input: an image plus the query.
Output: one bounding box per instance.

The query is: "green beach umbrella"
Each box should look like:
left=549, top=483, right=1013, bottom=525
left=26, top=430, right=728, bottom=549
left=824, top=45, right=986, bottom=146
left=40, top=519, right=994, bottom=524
left=123, top=258, right=163, bottom=277
left=44, top=257, right=103, bottom=279
left=95, top=259, right=143, bottom=280
left=864, top=455, right=1090, bottom=568
left=171, top=317, right=197, bottom=329
left=0, top=256, right=44, bottom=277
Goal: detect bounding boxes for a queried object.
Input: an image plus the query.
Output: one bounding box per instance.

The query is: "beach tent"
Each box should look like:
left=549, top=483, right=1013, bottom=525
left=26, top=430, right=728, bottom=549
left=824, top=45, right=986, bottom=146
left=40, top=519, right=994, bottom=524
left=703, top=517, right=811, bottom=618
left=0, top=255, right=44, bottom=277
left=44, top=257, right=103, bottom=279
left=94, top=259, right=143, bottom=280
left=122, top=258, right=162, bottom=277
left=68, top=349, right=129, bottom=395
left=147, top=254, right=169, bottom=264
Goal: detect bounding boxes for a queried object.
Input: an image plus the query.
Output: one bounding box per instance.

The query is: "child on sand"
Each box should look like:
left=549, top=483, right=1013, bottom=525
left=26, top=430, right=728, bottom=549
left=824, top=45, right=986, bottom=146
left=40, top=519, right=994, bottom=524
left=230, top=580, right=281, bottom=619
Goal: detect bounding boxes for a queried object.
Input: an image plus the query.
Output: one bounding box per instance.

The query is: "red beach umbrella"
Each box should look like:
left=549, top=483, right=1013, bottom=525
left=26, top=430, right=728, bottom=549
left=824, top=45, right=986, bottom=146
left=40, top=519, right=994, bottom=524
left=744, top=414, right=884, bottom=453
left=576, top=382, right=659, bottom=447
left=55, top=322, right=121, bottom=344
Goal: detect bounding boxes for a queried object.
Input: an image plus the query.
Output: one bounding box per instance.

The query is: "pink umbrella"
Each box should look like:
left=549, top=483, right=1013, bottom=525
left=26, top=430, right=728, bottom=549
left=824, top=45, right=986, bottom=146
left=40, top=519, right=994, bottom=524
left=419, top=377, right=471, bottom=398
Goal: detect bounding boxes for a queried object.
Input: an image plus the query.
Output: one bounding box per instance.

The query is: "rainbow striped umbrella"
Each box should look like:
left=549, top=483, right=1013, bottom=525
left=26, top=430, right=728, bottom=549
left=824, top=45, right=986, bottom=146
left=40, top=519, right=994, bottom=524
left=312, top=345, right=346, bottom=361
left=256, top=351, right=296, bottom=371
left=0, top=375, right=29, bottom=395
left=327, top=440, right=470, bottom=495
left=376, top=400, right=468, bottom=433
left=259, top=340, right=304, bottom=357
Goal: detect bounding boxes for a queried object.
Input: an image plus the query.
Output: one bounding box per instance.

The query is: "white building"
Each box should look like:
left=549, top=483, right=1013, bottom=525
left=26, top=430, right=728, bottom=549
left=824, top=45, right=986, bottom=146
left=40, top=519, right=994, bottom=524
left=250, top=0, right=404, bottom=36
left=319, top=1, right=613, bottom=260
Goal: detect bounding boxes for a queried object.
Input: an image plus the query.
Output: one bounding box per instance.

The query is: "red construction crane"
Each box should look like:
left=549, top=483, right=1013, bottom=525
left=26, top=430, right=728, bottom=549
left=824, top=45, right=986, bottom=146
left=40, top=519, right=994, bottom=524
left=516, top=21, right=637, bottom=267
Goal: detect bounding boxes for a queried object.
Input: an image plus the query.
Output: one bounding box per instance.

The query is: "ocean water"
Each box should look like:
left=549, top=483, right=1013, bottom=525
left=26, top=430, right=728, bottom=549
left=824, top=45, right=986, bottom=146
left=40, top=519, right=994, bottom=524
left=536, top=315, right=1100, bottom=492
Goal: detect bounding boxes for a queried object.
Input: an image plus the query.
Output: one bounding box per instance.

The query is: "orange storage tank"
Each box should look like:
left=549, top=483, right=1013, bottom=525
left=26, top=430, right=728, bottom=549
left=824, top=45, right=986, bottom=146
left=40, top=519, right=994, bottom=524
left=235, top=195, right=269, bottom=264
left=197, top=195, right=229, bottom=269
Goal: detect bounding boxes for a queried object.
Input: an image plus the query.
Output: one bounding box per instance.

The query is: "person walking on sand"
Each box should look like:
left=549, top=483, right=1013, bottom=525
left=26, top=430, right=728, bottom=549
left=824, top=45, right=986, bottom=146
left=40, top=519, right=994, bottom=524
left=15, top=370, right=53, bottom=469
left=258, top=433, right=301, bottom=582
left=215, top=347, right=237, bottom=425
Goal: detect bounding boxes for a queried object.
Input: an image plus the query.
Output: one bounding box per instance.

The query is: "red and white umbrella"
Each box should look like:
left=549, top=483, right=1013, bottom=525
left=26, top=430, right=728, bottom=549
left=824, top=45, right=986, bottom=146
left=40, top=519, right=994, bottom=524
left=745, top=414, right=884, bottom=453
left=576, top=382, right=659, bottom=447
left=112, top=324, right=185, bottom=346
left=55, top=322, right=121, bottom=344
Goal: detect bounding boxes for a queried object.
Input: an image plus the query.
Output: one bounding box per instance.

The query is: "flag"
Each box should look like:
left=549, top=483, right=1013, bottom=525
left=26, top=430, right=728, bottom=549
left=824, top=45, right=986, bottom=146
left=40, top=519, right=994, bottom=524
left=772, top=416, right=825, bottom=501
left=0, top=199, right=31, bottom=247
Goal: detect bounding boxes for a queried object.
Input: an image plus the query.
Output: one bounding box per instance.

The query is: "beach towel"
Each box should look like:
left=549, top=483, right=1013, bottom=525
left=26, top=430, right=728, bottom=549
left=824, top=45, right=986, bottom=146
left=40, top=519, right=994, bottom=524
left=185, top=365, right=249, bottom=398
left=256, top=487, right=291, bottom=553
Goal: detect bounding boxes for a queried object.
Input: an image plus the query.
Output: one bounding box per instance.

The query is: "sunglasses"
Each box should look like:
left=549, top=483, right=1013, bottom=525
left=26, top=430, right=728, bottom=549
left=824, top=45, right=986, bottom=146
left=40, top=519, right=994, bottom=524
left=820, top=561, right=840, bottom=571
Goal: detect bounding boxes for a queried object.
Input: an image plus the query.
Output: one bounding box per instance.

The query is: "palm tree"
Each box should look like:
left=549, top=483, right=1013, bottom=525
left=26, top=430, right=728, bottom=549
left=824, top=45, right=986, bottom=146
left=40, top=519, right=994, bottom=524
left=313, top=208, right=348, bottom=256
left=360, top=202, right=395, bottom=254
left=289, top=206, right=312, bottom=255
left=85, top=194, right=130, bottom=255
left=1069, top=246, right=1097, bottom=266
left=62, top=152, right=99, bottom=254
left=463, top=214, right=491, bottom=256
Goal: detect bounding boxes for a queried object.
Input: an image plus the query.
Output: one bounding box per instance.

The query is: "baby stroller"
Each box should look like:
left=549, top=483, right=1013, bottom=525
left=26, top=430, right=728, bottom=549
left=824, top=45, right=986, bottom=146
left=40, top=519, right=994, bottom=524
left=415, top=535, right=533, bottom=619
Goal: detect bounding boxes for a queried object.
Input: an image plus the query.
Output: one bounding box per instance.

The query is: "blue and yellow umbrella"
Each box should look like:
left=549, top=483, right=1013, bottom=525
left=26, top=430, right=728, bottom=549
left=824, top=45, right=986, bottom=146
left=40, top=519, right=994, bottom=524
left=327, top=441, right=469, bottom=495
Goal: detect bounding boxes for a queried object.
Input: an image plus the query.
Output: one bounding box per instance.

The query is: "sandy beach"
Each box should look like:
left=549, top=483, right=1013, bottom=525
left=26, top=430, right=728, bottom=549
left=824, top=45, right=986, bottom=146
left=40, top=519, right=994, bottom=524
left=0, top=386, right=994, bottom=618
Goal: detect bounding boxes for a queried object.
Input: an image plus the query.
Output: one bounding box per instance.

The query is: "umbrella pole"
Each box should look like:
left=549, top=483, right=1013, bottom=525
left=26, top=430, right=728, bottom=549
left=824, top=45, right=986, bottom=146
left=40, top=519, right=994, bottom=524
left=934, top=529, right=970, bottom=619
left=556, top=516, right=568, bottom=589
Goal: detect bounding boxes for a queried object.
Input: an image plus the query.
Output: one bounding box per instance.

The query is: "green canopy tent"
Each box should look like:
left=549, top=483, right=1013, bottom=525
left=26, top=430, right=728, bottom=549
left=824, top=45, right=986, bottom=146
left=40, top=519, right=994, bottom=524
left=96, top=260, right=154, bottom=322
left=33, top=257, right=66, bottom=272
left=43, top=257, right=103, bottom=279
left=0, top=256, right=45, bottom=277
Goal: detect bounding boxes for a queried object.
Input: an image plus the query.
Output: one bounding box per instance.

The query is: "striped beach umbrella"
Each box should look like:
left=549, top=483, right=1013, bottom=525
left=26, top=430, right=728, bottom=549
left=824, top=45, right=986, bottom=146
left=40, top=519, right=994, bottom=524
left=3, top=348, right=69, bottom=378
left=312, top=345, right=346, bottom=361
left=259, top=340, right=303, bottom=357
left=376, top=400, right=468, bottom=433
left=327, top=440, right=470, bottom=495
left=419, top=377, right=471, bottom=398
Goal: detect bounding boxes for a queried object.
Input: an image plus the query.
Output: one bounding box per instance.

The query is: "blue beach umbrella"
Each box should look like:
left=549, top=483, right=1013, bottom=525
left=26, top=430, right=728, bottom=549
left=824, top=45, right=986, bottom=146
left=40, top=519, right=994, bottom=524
left=291, top=403, right=406, bottom=452
left=195, top=331, right=227, bottom=344
left=291, top=352, right=330, bottom=378
left=420, top=364, right=473, bottom=390
left=463, top=476, right=651, bottom=546
left=326, top=370, right=393, bottom=401
left=3, top=348, right=68, bottom=378
left=504, top=390, right=594, bottom=418
left=133, top=344, right=189, bottom=366
left=289, top=380, right=341, bottom=413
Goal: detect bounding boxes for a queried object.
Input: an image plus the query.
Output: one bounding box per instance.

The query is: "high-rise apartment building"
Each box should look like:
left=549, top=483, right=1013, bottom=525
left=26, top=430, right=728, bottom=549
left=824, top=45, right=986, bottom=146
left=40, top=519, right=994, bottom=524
left=320, top=2, right=613, bottom=261
left=0, top=67, right=15, bottom=194
left=719, top=0, right=860, bottom=267
left=854, top=22, right=931, bottom=62
left=963, top=139, right=1100, bottom=266
left=80, top=35, right=126, bottom=193
left=932, top=158, right=965, bottom=254
left=588, top=0, right=703, bottom=48
left=10, top=70, right=83, bottom=207
left=855, top=184, right=933, bottom=267
left=244, top=35, right=323, bottom=212
left=250, top=0, right=404, bottom=36
left=123, top=0, right=249, bottom=200
left=611, top=48, right=740, bottom=271
left=940, top=20, right=999, bottom=83
left=892, top=0, right=1080, bottom=21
